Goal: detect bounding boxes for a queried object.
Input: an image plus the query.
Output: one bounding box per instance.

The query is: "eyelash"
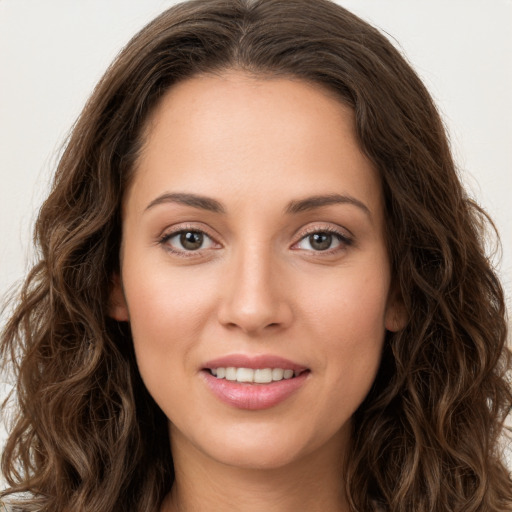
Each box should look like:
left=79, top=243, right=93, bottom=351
left=291, top=226, right=353, bottom=255
left=158, top=224, right=353, bottom=257
left=158, top=224, right=219, bottom=258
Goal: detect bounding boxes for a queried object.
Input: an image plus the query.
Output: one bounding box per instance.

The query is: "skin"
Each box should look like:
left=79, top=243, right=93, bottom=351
left=110, top=71, right=404, bottom=512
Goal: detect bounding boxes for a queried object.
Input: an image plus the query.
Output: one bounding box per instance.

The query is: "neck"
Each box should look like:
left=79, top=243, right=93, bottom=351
left=161, top=426, right=351, bottom=512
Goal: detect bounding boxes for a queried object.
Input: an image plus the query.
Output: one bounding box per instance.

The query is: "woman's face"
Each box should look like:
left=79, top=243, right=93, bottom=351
left=111, top=71, right=403, bottom=470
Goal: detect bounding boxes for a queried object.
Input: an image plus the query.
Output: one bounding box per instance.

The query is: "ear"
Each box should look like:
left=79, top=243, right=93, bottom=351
left=384, top=285, right=407, bottom=332
left=108, top=273, right=129, bottom=322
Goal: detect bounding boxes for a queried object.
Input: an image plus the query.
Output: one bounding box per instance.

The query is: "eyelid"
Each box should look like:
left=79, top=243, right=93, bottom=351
left=291, top=223, right=354, bottom=252
left=294, top=223, right=353, bottom=241
left=158, top=223, right=222, bottom=256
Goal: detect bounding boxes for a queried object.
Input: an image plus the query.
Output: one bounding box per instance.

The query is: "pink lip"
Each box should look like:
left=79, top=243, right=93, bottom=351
left=201, top=354, right=310, bottom=410
left=202, top=371, right=308, bottom=410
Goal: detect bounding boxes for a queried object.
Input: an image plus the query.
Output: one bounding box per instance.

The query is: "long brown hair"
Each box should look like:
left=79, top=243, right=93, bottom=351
left=2, top=0, right=511, bottom=510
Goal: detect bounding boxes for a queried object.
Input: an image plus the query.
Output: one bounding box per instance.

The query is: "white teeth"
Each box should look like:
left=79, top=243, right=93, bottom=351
left=272, top=368, right=284, bottom=381
left=209, top=367, right=302, bottom=383
left=254, top=368, right=272, bottom=383
left=236, top=368, right=254, bottom=382
left=225, top=367, right=237, bottom=381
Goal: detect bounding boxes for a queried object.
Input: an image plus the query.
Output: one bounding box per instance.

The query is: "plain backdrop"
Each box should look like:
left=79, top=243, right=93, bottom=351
left=0, top=1, right=511, bottom=316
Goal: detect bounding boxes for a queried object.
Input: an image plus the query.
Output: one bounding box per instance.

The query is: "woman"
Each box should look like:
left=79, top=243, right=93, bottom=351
left=1, top=0, right=511, bottom=510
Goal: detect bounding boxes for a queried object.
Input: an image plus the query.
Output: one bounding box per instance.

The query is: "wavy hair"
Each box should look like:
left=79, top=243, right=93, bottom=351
left=1, top=0, right=511, bottom=510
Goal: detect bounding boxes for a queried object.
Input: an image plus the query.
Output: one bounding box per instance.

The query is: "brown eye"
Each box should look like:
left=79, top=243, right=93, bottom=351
left=161, top=229, right=216, bottom=253
left=308, top=233, right=333, bottom=251
left=180, top=231, right=204, bottom=250
left=294, top=229, right=351, bottom=253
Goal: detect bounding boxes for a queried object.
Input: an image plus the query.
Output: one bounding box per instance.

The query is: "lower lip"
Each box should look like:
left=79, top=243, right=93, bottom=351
left=202, top=371, right=309, bottom=410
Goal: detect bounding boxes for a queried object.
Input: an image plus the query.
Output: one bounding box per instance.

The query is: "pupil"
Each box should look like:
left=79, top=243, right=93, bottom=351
left=180, top=231, right=203, bottom=250
left=310, top=233, right=332, bottom=251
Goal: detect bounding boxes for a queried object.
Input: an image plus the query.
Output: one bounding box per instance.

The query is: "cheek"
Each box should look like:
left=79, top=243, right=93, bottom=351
left=305, top=265, right=390, bottom=339
left=303, top=266, right=389, bottom=394
left=121, top=261, right=218, bottom=374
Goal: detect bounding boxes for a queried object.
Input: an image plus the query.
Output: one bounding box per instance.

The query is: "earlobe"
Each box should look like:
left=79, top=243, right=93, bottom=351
left=108, top=273, right=130, bottom=322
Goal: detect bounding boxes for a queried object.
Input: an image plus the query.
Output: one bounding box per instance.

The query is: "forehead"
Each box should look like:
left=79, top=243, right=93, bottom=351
left=126, top=71, right=382, bottom=218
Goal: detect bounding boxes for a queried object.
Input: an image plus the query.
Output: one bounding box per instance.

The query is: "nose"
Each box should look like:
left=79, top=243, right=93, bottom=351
left=217, top=245, right=293, bottom=335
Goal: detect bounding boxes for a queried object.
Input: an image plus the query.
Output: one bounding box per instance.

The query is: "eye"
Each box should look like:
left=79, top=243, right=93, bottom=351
left=161, top=229, right=216, bottom=252
left=294, top=230, right=352, bottom=252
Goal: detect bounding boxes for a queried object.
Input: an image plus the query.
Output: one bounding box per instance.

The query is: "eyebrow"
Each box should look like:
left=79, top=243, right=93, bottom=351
left=145, top=192, right=225, bottom=214
left=144, top=192, right=370, bottom=217
left=285, top=194, right=371, bottom=217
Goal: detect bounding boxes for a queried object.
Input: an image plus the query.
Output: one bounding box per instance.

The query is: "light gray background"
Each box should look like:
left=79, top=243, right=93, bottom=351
left=0, top=0, right=511, bottom=486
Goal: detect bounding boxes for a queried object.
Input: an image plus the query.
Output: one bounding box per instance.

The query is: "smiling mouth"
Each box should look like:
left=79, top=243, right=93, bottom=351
left=206, top=367, right=308, bottom=384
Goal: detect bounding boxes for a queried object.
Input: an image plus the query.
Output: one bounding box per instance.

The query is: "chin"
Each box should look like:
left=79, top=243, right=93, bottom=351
left=207, top=441, right=308, bottom=471
left=183, top=419, right=348, bottom=472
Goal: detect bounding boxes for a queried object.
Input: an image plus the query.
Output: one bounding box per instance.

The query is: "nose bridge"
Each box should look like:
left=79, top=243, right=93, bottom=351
left=218, top=238, right=290, bottom=333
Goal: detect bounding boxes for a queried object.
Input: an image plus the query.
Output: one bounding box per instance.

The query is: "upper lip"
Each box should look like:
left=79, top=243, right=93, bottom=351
left=203, top=354, right=308, bottom=372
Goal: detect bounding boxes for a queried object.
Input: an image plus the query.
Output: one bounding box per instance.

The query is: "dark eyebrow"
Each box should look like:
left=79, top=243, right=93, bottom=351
left=285, top=194, right=371, bottom=217
left=145, top=192, right=225, bottom=214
